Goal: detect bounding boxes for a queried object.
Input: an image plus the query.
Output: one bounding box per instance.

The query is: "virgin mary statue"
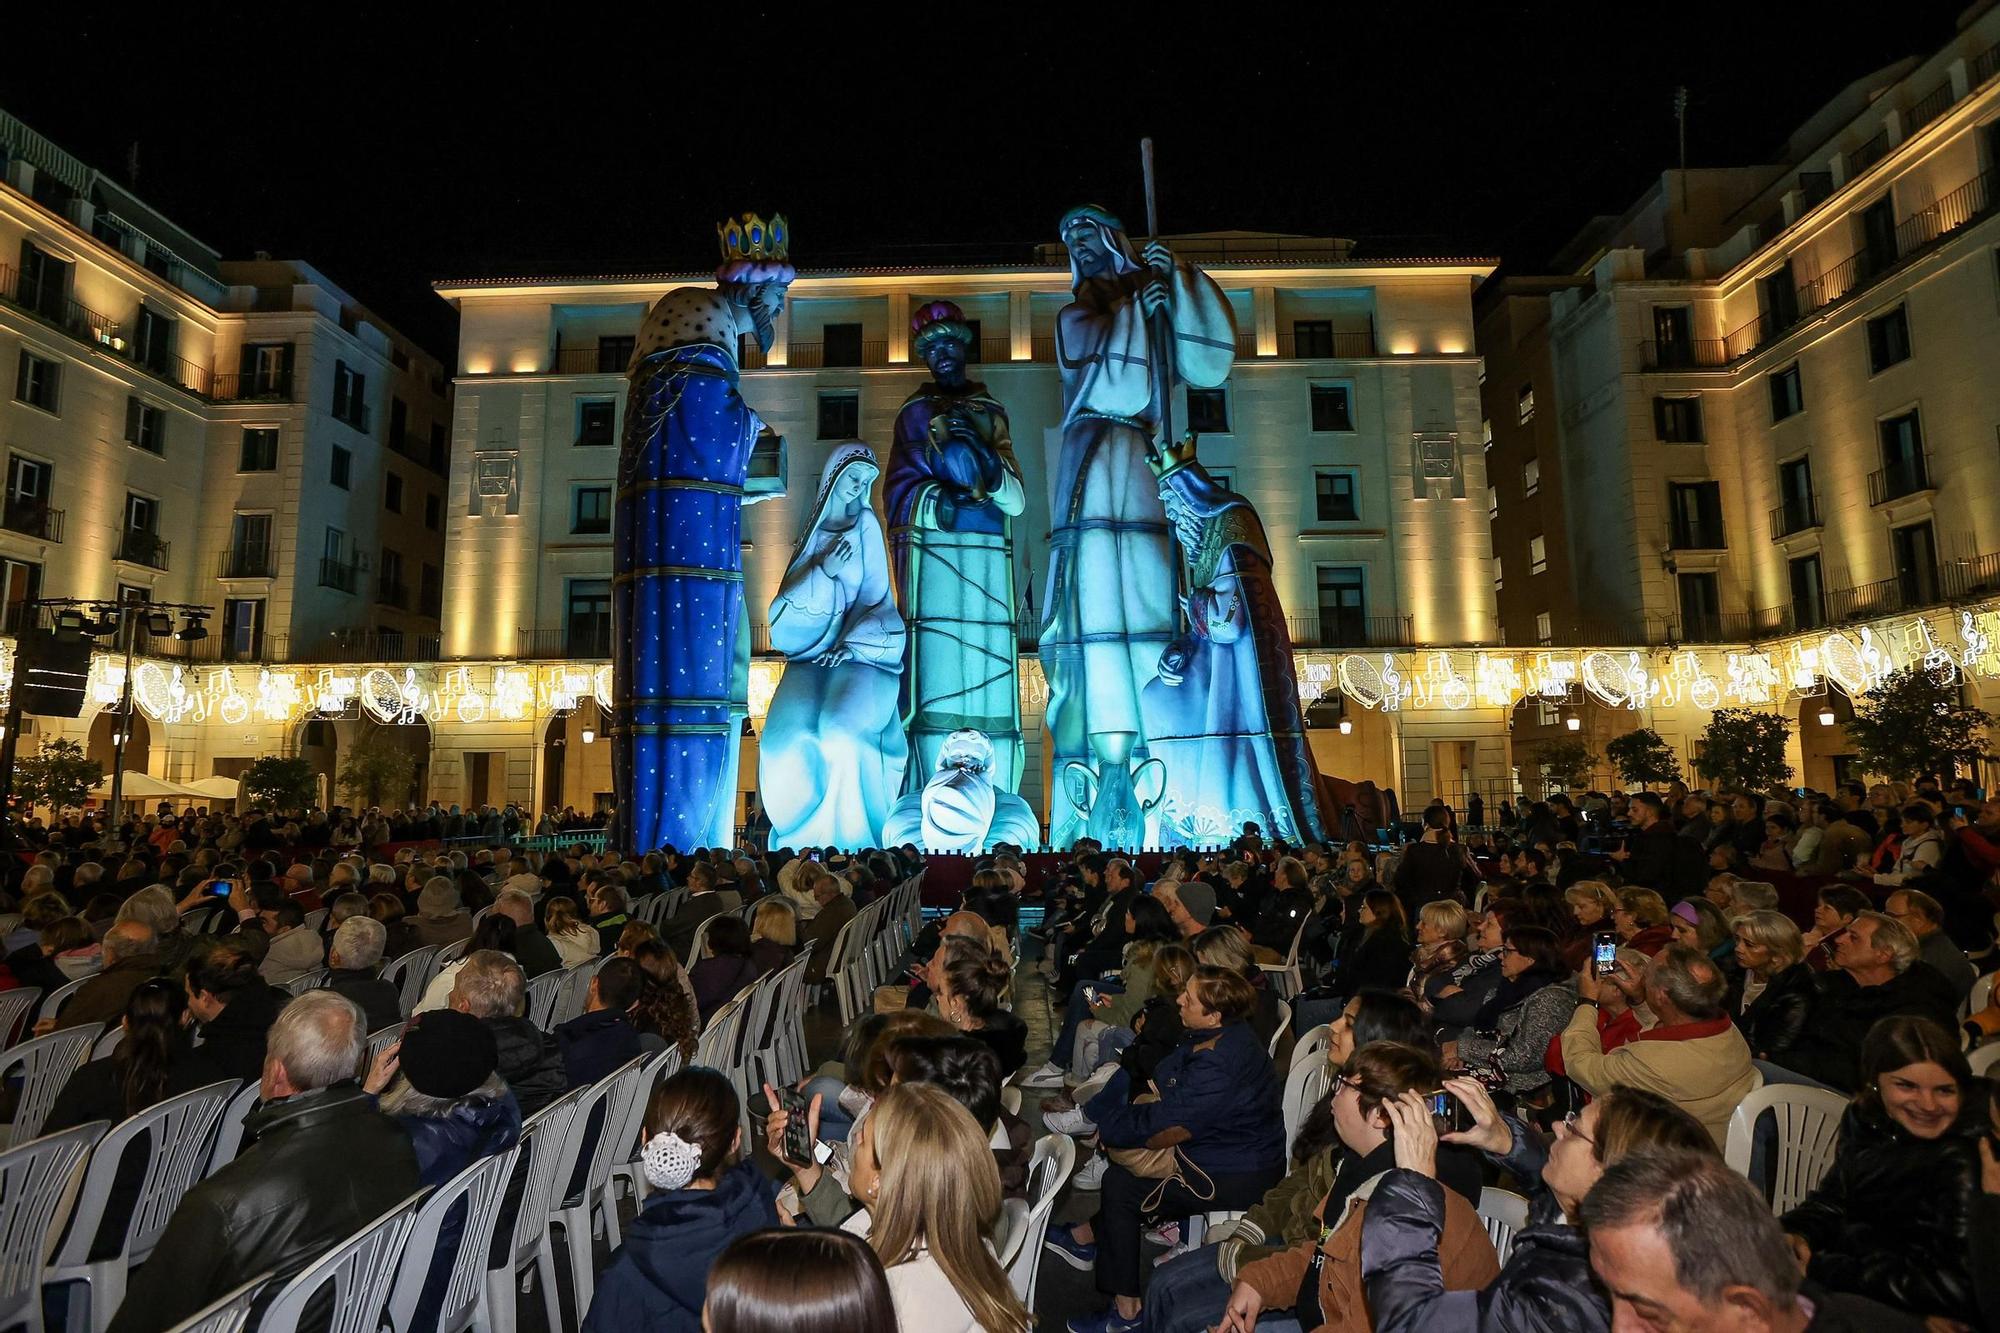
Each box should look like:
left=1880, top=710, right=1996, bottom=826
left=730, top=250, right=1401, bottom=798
left=759, top=444, right=909, bottom=849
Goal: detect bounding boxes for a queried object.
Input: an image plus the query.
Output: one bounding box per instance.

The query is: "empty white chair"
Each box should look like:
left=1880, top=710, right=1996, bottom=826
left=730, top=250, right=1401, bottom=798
left=0, top=1024, right=102, bottom=1146
left=1009, top=1133, right=1075, bottom=1306
left=1475, top=1187, right=1531, bottom=1265
left=1724, top=1083, right=1847, bottom=1214
left=385, top=1145, right=520, bottom=1333
left=44, top=1079, right=238, bottom=1332
left=0, top=987, right=42, bottom=1048
left=203, top=1080, right=263, bottom=1177
left=484, top=1089, right=585, bottom=1333
left=1259, top=919, right=1310, bottom=1000
left=382, top=946, right=441, bottom=1017
left=0, top=1120, right=104, bottom=1333
left=161, top=1272, right=270, bottom=1333
left=252, top=1192, right=424, bottom=1333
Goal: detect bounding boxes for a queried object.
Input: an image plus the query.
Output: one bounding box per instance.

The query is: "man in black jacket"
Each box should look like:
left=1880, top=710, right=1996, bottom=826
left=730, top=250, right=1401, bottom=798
left=1774, top=911, right=1958, bottom=1091
left=449, top=949, right=568, bottom=1114
left=106, top=991, right=420, bottom=1333
left=1610, top=793, right=1708, bottom=899
left=325, top=916, right=402, bottom=1033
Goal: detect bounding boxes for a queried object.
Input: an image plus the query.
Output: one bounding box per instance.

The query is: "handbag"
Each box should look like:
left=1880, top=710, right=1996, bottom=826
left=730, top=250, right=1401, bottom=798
left=1103, top=1092, right=1219, bottom=1211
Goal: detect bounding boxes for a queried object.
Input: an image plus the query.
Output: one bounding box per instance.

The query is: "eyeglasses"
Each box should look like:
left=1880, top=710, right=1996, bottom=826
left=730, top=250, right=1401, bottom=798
left=1559, top=1111, right=1595, bottom=1146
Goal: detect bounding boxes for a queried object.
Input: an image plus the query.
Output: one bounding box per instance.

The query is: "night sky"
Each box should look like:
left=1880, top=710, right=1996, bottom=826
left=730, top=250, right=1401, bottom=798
left=4, top=2, right=1967, bottom=356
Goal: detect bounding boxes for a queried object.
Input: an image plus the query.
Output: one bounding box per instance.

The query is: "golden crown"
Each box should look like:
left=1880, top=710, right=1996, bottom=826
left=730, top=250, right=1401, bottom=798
left=1148, top=432, right=1201, bottom=479
left=716, top=212, right=790, bottom=265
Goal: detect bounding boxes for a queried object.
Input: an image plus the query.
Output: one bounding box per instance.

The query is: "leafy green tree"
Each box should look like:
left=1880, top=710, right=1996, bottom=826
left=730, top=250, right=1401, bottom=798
left=15, top=739, right=104, bottom=812
left=1841, top=666, right=1992, bottom=785
left=1532, top=737, right=1596, bottom=791
left=1693, top=709, right=1793, bottom=793
left=1605, top=728, right=1681, bottom=788
left=338, top=728, right=419, bottom=808
left=241, top=755, right=318, bottom=812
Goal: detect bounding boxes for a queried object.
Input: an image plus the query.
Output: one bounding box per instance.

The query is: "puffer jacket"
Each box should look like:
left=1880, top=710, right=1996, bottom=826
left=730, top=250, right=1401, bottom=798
left=583, top=1160, right=780, bottom=1332
left=1780, top=1102, right=1981, bottom=1323
left=104, top=1083, right=420, bottom=1333
left=1737, top=962, right=1815, bottom=1063
left=485, top=1015, right=569, bottom=1114
left=1086, top=1020, right=1284, bottom=1179
left=399, top=1085, right=523, bottom=1186
left=1362, top=1115, right=1607, bottom=1332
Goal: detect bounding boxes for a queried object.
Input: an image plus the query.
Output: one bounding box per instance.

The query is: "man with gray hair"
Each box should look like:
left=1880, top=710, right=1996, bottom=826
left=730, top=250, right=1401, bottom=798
left=1728, top=880, right=1781, bottom=916
left=327, top=916, right=400, bottom=1032
left=449, top=950, right=567, bottom=1114
left=1778, top=909, right=1959, bottom=1091
left=491, top=890, right=562, bottom=978
left=48, top=920, right=161, bottom=1032
left=1582, top=1150, right=1907, bottom=1330
left=105, top=991, right=419, bottom=1333
left=1564, top=944, right=1756, bottom=1148
left=1884, top=886, right=1976, bottom=1005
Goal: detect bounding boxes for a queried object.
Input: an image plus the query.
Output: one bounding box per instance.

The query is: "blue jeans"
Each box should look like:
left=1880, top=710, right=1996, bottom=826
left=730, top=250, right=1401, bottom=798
left=800, top=1075, right=856, bottom=1141
left=1144, top=1244, right=1302, bottom=1333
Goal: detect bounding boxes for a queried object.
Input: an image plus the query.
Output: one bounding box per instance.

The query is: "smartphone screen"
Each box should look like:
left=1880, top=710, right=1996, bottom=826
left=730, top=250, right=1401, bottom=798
left=1425, top=1089, right=1472, bottom=1133
left=209, top=879, right=234, bottom=897
left=778, top=1088, right=815, bottom=1167
left=1593, top=931, right=1619, bottom=975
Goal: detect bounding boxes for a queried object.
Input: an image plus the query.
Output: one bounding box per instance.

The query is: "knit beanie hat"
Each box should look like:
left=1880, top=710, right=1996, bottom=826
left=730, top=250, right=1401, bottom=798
left=397, top=1009, right=498, bottom=1099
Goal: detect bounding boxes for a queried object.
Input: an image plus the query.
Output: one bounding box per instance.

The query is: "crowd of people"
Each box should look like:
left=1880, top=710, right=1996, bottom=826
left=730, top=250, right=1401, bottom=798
left=3, top=772, right=1999, bottom=1330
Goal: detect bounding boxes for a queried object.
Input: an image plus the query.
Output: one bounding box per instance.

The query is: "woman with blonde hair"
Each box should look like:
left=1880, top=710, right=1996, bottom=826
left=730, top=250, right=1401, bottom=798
left=749, top=898, right=797, bottom=974
left=858, top=1081, right=1029, bottom=1333
left=1409, top=898, right=1470, bottom=1003
left=1562, top=880, right=1619, bottom=930
left=1730, top=908, right=1815, bottom=1065
left=544, top=896, right=600, bottom=968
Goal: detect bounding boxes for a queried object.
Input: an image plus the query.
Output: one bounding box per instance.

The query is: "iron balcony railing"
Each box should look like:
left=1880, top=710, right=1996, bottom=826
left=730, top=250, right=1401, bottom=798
left=1285, top=614, right=1415, bottom=650
left=217, top=545, right=276, bottom=579
left=1274, top=329, right=1378, bottom=359
left=115, top=531, right=169, bottom=569
left=1846, top=129, right=1890, bottom=180
left=516, top=626, right=612, bottom=659
left=1907, top=80, right=1954, bottom=135
left=210, top=371, right=295, bottom=402
left=318, top=556, right=361, bottom=594
left=1769, top=494, right=1822, bottom=540
left=1638, top=338, right=1730, bottom=371
left=0, top=499, right=62, bottom=542
left=149, top=630, right=445, bottom=666
left=0, top=262, right=212, bottom=396
left=1868, top=453, right=1933, bottom=506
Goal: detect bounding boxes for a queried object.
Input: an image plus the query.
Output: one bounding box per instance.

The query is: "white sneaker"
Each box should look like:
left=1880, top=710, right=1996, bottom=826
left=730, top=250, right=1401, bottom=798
left=1144, top=1220, right=1181, bottom=1248
left=1071, top=1150, right=1108, bottom=1191
left=1044, top=1104, right=1096, bottom=1136
left=1018, top=1060, right=1068, bottom=1089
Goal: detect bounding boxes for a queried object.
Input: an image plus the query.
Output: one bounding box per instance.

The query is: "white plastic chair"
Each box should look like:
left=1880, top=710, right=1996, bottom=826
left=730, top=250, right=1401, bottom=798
left=545, top=1058, right=648, bottom=1325
left=1475, top=1187, right=1531, bottom=1265
left=999, top=1085, right=1022, bottom=1117
left=1724, top=1083, right=1847, bottom=1214
left=434, top=938, right=472, bottom=968
left=39, top=976, right=90, bottom=1025
left=0, top=988, right=42, bottom=1048
left=301, top=908, right=329, bottom=935
left=1259, top=918, right=1310, bottom=999
left=0, top=914, right=22, bottom=940
left=384, top=1145, right=520, bottom=1333
left=0, top=1024, right=102, bottom=1146
left=203, top=1080, right=263, bottom=1177
left=684, top=914, right=719, bottom=968
left=992, top=1197, right=1031, bottom=1270
left=550, top=963, right=597, bottom=1028
left=607, top=1045, right=685, bottom=1211
left=383, top=946, right=441, bottom=1017
left=1289, top=1023, right=1331, bottom=1077
left=0, top=1120, right=104, bottom=1333
left=284, top=968, right=330, bottom=997
left=1009, top=1133, right=1075, bottom=1306
left=524, top=971, right=566, bottom=1031
left=1267, top=1001, right=1291, bottom=1058
left=252, top=1191, right=424, bottom=1333
left=90, top=1027, right=126, bottom=1061
left=484, top=1088, right=586, bottom=1333
left=1971, top=1043, right=2000, bottom=1078
left=1281, top=1054, right=1330, bottom=1150
left=44, top=1079, right=238, bottom=1332
left=161, top=1271, right=270, bottom=1333
left=367, top=1025, right=404, bottom=1068
left=1964, top=971, right=1996, bottom=1029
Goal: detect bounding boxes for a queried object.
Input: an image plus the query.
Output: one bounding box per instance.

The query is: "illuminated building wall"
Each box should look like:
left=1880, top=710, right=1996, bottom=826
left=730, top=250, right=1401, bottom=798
left=435, top=235, right=1506, bottom=814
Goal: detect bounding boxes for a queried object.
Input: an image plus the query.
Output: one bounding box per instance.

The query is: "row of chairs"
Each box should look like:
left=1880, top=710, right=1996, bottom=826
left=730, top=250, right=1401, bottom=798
left=820, top=876, right=925, bottom=1028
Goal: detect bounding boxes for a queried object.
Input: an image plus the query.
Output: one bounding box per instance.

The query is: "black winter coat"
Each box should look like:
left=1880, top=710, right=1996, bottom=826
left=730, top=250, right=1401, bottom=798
left=192, top=984, right=290, bottom=1084
left=1362, top=1113, right=1607, bottom=1332
left=486, top=1015, right=568, bottom=1114
left=1736, top=963, right=1816, bottom=1063
left=104, top=1083, right=420, bottom=1333
left=1777, top=964, right=1960, bottom=1091
left=1781, top=1103, right=1981, bottom=1323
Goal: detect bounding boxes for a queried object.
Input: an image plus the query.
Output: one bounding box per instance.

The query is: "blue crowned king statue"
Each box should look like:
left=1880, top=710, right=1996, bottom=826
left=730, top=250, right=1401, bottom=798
left=612, top=213, right=792, bottom=853
left=759, top=445, right=909, bottom=849
left=1140, top=436, right=1334, bottom=845
left=1041, top=205, right=1237, bottom=848
left=886, top=300, right=1027, bottom=791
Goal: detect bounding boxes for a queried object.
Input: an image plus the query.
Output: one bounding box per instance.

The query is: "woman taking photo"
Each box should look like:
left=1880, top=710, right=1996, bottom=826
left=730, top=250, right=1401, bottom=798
left=704, top=1230, right=895, bottom=1333
left=1781, top=1014, right=1981, bottom=1324
left=1047, top=966, right=1285, bottom=1333
left=1447, top=925, right=1577, bottom=1097
left=1359, top=1077, right=1714, bottom=1330
left=586, top=1067, right=781, bottom=1332
left=1730, top=909, right=1816, bottom=1067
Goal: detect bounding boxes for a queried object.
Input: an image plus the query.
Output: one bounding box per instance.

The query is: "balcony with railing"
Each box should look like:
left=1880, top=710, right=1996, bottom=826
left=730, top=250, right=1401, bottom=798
left=1769, top=494, right=1822, bottom=540
left=1868, top=452, right=1933, bottom=506
left=375, top=576, right=408, bottom=609
left=0, top=499, right=62, bottom=542
left=516, top=626, right=612, bottom=659
left=217, top=545, right=276, bottom=579
left=1285, top=614, right=1415, bottom=650
left=1639, top=338, right=1730, bottom=371
left=1845, top=128, right=1890, bottom=180
left=115, top=531, right=169, bottom=570
left=318, top=556, right=362, bottom=594
left=210, top=371, right=294, bottom=402
left=0, top=263, right=211, bottom=397
left=1907, top=80, right=1954, bottom=135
